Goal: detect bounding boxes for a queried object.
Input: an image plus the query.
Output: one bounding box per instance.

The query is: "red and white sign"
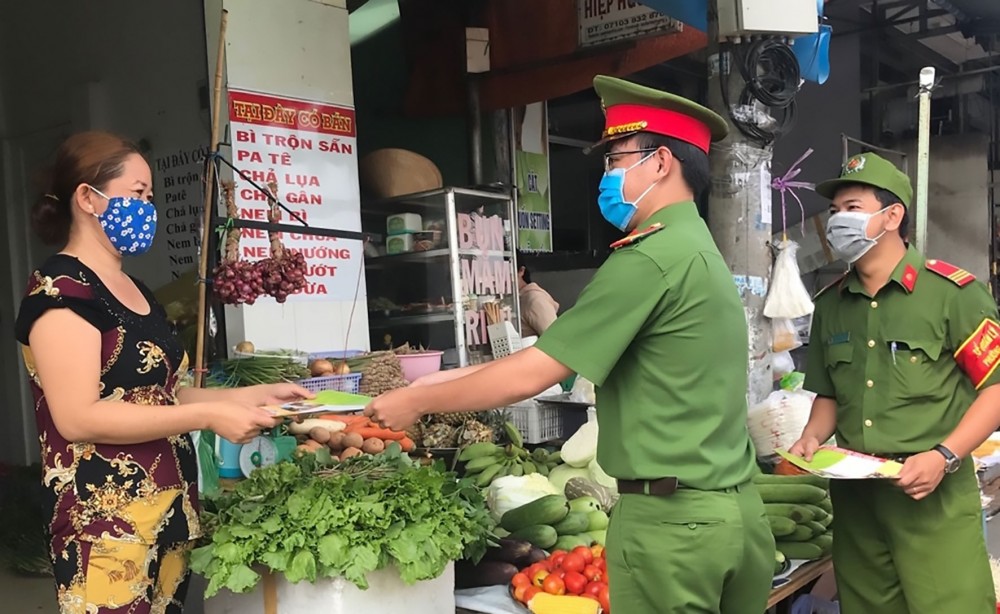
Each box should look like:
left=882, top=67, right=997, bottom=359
left=229, top=89, right=362, bottom=302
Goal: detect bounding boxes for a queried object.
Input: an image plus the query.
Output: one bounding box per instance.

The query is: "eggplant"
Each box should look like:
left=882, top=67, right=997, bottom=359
left=455, top=559, right=519, bottom=589
left=515, top=546, right=548, bottom=568
left=483, top=538, right=534, bottom=564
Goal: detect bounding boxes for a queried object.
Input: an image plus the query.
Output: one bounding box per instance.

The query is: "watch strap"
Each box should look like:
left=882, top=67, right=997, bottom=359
left=933, top=445, right=960, bottom=472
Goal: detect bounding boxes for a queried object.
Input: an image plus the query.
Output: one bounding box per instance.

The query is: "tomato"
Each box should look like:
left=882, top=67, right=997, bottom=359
left=572, top=545, right=595, bottom=565
left=550, top=552, right=567, bottom=570
left=513, top=583, right=530, bottom=603
left=523, top=586, right=541, bottom=604
left=593, top=557, right=607, bottom=572
left=584, top=581, right=604, bottom=597
left=511, top=572, right=531, bottom=589
left=582, top=564, right=603, bottom=582
left=526, top=563, right=547, bottom=579
left=591, top=544, right=605, bottom=559
left=542, top=573, right=566, bottom=596
left=562, top=552, right=586, bottom=573
left=598, top=584, right=611, bottom=612
left=599, top=594, right=611, bottom=613
left=563, top=570, right=588, bottom=595
left=531, top=569, right=550, bottom=588
left=549, top=549, right=568, bottom=561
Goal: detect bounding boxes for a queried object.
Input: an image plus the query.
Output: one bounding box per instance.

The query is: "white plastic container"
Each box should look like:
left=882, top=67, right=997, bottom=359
left=386, top=233, right=415, bottom=255
left=204, top=563, right=455, bottom=614
left=386, top=212, right=423, bottom=235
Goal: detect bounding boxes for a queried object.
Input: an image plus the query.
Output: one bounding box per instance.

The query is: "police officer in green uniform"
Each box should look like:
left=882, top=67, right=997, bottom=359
left=365, top=76, right=775, bottom=614
left=789, top=152, right=1000, bottom=613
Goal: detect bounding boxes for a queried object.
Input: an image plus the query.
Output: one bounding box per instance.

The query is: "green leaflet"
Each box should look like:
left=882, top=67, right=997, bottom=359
left=190, top=445, right=493, bottom=597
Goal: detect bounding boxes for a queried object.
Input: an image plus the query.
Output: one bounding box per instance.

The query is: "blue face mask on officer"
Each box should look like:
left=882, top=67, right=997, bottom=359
left=598, top=150, right=662, bottom=231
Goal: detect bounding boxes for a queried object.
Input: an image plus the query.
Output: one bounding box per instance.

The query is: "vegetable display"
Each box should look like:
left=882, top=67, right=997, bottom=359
left=293, top=415, right=416, bottom=459
left=458, top=423, right=562, bottom=487
left=511, top=544, right=610, bottom=613
left=755, top=472, right=834, bottom=563
left=190, top=443, right=493, bottom=597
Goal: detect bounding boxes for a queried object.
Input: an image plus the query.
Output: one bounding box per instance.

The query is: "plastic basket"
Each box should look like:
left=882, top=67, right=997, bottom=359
left=297, top=373, right=363, bottom=394
left=307, top=350, right=364, bottom=361
left=506, top=401, right=563, bottom=444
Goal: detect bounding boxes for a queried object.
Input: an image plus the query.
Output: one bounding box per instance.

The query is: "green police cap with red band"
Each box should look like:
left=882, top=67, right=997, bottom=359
left=589, top=75, right=729, bottom=155
left=815, top=152, right=914, bottom=208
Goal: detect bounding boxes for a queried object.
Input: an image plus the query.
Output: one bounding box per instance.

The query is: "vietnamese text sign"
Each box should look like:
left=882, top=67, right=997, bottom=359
left=578, top=0, right=683, bottom=48
left=229, top=89, right=362, bottom=301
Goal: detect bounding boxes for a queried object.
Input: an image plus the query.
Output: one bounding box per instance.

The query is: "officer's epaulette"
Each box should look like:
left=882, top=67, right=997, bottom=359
left=813, top=273, right=847, bottom=300
left=610, top=223, right=664, bottom=250
left=925, top=259, right=975, bottom=287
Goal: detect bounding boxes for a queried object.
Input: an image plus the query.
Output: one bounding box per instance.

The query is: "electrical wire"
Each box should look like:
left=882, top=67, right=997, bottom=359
left=721, top=38, right=802, bottom=147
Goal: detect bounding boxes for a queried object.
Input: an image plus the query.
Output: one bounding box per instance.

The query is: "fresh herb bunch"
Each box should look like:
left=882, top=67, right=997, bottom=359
left=209, top=355, right=311, bottom=388
left=190, top=442, right=494, bottom=597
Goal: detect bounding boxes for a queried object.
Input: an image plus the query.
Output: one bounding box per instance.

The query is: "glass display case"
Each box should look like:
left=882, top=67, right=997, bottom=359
left=362, top=187, right=521, bottom=367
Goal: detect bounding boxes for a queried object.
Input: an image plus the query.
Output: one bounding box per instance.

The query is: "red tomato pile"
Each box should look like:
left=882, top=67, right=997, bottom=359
left=510, top=545, right=611, bottom=613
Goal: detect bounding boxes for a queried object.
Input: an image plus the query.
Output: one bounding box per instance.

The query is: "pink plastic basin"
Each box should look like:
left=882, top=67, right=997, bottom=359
left=398, top=351, right=444, bottom=383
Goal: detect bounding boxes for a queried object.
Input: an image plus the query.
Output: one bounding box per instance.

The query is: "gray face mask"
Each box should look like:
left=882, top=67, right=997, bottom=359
left=825, top=207, right=890, bottom=264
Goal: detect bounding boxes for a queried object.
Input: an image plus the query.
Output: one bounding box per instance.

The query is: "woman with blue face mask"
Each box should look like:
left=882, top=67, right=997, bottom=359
left=789, top=152, right=999, bottom=613
left=14, top=132, right=313, bottom=613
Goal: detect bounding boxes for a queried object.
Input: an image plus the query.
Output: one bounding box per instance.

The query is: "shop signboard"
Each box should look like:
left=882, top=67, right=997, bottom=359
left=228, top=88, right=363, bottom=301
left=514, top=102, right=553, bottom=253
left=154, top=143, right=210, bottom=280
left=456, top=212, right=517, bottom=349
left=577, top=0, right=683, bottom=48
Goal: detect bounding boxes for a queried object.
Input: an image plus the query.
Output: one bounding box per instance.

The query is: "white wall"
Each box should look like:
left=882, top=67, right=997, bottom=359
left=0, top=1, right=210, bottom=463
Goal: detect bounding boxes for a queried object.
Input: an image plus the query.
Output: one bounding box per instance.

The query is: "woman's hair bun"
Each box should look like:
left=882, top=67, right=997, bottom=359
left=31, top=193, right=71, bottom=246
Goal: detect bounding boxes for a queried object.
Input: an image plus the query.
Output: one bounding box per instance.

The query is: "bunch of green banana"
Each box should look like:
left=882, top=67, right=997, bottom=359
left=458, top=422, right=563, bottom=487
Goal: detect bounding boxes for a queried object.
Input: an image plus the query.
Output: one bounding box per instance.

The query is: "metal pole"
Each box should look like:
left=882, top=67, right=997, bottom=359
left=467, top=80, right=484, bottom=186
left=915, top=66, right=935, bottom=252
left=706, top=6, right=772, bottom=408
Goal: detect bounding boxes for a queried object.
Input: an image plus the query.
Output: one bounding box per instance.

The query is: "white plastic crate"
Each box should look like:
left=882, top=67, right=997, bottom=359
left=297, top=373, right=362, bottom=394
left=487, top=321, right=522, bottom=359
left=506, top=400, right=563, bottom=444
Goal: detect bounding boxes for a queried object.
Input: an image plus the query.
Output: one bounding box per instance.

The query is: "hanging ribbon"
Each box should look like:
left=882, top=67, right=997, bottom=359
left=771, top=148, right=816, bottom=241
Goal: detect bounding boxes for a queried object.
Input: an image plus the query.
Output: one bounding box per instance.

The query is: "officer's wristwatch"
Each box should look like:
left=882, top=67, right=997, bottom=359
left=932, top=445, right=961, bottom=474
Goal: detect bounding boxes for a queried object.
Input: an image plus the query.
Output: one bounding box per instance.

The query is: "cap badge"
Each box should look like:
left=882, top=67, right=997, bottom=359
left=844, top=155, right=866, bottom=175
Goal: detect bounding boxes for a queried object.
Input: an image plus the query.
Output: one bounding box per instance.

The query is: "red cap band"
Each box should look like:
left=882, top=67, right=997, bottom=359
left=604, top=104, right=713, bottom=154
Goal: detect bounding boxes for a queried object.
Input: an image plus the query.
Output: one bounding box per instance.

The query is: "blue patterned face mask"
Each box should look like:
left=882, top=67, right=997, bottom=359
left=88, top=186, right=157, bottom=256
left=597, top=152, right=659, bottom=231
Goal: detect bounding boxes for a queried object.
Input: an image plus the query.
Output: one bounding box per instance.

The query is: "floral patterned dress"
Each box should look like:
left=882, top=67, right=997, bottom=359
left=15, top=255, right=201, bottom=614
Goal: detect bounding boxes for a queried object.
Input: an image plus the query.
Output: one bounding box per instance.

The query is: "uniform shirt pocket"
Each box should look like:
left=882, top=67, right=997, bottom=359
left=888, top=337, right=946, bottom=401
left=824, top=342, right=855, bottom=394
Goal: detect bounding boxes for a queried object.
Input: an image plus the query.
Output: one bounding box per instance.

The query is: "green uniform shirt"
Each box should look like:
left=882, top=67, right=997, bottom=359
left=804, top=246, right=1000, bottom=454
left=534, top=202, right=758, bottom=489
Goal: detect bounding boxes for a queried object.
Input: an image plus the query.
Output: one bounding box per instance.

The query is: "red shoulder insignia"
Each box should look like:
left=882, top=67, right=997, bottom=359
left=925, top=259, right=975, bottom=287
left=954, top=318, right=1000, bottom=389
left=610, top=223, right=664, bottom=250
left=901, top=264, right=918, bottom=293
left=813, top=273, right=847, bottom=300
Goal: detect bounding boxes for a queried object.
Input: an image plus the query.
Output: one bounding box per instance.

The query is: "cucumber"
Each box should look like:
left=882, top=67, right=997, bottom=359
left=810, top=533, right=834, bottom=555
left=764, top=503, right=815, bottom=523
left=767, top=516, right=797, bottom=537
left=509, top=524, right=559, bottom=549
left=785, top=524, right=815, bottom=542
left=756, top=484, right=828, bottom=504
left=552, top=512, right=590, bottom=536
left=776, top=541, right=824, bottom=560
left=553, top=534, right=592, bottom=552
left=501, top=495, right=570, bottom=533
left=753, top=473, right=829, bottom=489
left=802, top=504, right=828, bottom=522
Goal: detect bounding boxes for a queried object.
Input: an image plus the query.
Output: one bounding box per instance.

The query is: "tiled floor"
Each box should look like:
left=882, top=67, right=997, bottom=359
left=5, top=520, right=1000, bottom=611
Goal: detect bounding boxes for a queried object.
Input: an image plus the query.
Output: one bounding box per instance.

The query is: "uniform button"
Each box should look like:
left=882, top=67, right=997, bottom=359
left=868, top=339, right=876, bottom=348
left=864, top=419, right=873, bottom=427
left=866, top=380, right=874, bottom=388
left=910, top=356, right=918, bottom=363
left=687, top=523, right=697, bottom=530
left=871, top=301, right=879, bottom=309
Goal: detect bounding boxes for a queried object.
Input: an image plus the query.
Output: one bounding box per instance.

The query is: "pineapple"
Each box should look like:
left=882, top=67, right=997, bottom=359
left=457, top=419, right=495, bottom=445
left=421, top=422, right=458, bottom=449
left=360, top=352, right=408, bottom=396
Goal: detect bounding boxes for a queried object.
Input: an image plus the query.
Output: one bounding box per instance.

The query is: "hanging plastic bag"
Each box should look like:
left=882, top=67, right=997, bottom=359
left=773, top=351, right=795, bottom=379
left=764, top=240, right=815, bottom=319
left=773, top=318, right=802, bottom=353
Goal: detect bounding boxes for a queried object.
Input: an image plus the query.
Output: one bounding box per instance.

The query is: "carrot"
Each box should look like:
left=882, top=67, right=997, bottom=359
left=399, top=437, right=415, bottom=453
left=355, top=427, right=406, bottom=441
left=343, top=420, right=376, bottom=434
left=320, top=414, right=368, bottom=424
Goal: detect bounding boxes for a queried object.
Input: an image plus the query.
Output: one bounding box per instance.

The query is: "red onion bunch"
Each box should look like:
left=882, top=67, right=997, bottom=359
left=258, top=250, right=307, bottom=303
left=213, top=260, right=266, bottom=305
